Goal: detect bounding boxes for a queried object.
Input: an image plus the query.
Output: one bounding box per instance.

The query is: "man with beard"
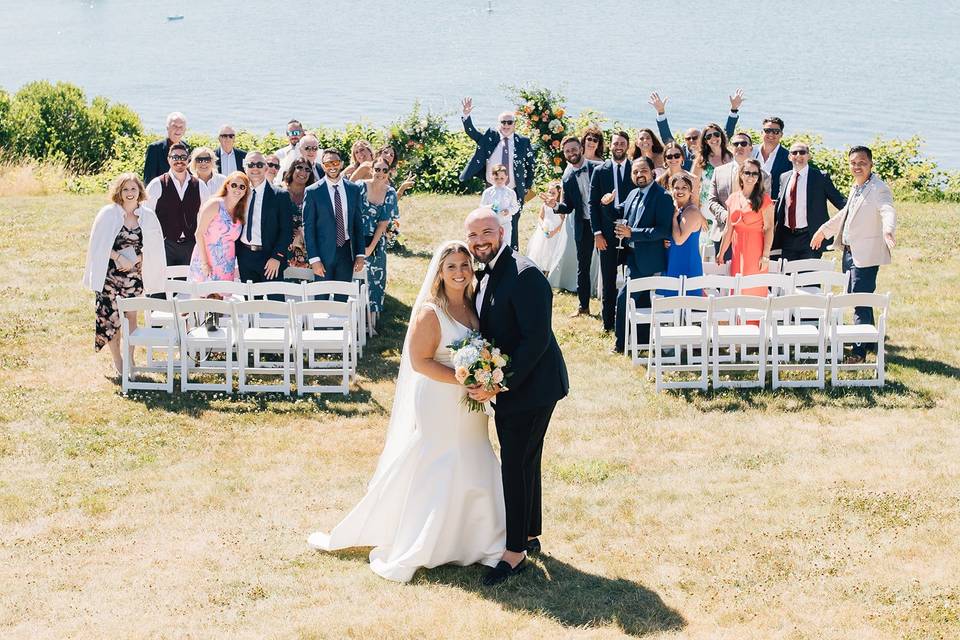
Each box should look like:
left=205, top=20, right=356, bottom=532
left=555, top=136, right=600, bottom=317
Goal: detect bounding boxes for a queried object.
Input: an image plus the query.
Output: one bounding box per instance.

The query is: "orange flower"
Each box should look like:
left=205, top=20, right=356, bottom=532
left=555, top=108, right=565, bottom=117
left=553, top=157, right=562, bottom=165
left=551, top=140, right=561, bottom=149
left=542, top=134, right=550, bottom=141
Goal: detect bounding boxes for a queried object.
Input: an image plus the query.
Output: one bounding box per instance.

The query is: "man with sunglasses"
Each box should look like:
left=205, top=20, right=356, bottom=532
left=649, top=90, right=744, bottom=170
left=752, top=117, right=792, bottom=198
left=459, top=97, right=536, bottom=250
left=274, top=119, right=305, bottom=177
left=238, top=152, right=294, bottom=293
left=707, top=132, right=771, bottom=260
left=773, top=143, right=846, bottom=261
left=303, top=149, right=365, bottom=283
left=215, top=125, right=247, bottom=177
left=143, top=111, right=189, bottom=184
left=145, top=142, right=208, bottom=266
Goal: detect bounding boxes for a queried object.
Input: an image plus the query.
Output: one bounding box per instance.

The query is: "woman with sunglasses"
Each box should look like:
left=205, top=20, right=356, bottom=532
left=580, top=124, right=606, bottom=162
left=692, top=123, right=733, bottom=209
left=188, top=171, right=250, bottom=283
left=357, top=157, right=398, bottom=331
left=656, top=141, right=700, bottom=194
left=281, top=159, right=317, bottom=274
left=264, top=153, right=282, bottom=184
left=716, top=158, right=774, bottom=297
left=189, top=147, right=226, bottom=201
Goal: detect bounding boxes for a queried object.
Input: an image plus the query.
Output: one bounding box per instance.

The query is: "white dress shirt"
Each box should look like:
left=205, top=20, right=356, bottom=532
left=784, top=166, right=809, bottom=229
left=754, top=145, right=779, bottom=176
left=242, top=180, right=267, bottom=246
left=476, top=242, right=509, bottom=314
left=612, top=159, right=629, bottom=207
left=486, top=136, right=516, bottom=189
left=199, top=173, right=226, bottom=204
left=145, top=170, right=209, bottom=212
left=219, top=148, right=238, bottom=175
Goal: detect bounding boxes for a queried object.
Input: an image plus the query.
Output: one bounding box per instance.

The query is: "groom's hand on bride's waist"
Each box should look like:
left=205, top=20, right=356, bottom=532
left=467, top=384, right=501, bottom=402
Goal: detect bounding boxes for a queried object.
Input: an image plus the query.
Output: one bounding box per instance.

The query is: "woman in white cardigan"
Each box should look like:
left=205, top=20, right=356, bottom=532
left=82, top=173, right=166, bottom=376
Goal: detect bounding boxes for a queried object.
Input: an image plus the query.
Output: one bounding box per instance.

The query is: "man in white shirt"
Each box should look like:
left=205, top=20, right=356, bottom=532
left=145, top=142, right=208, bottom=265
left=752, top=116, right=792, bottom=199
left=215, top=125, right=246, bottom=176
left=274, top=119, right=304, bottom=174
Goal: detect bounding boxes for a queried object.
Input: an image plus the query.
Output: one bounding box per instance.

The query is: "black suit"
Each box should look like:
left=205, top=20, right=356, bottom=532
left=215, top=147, right=247, bottom=176
left=144, top=138, right=188, bottom=184
left=589, top=159, right=633, bottom=330
left=477, top=246, right=568, bottom=553
left=556, top=159, right=600, bottom=311
left=773, top=165, right=847, bottom=261
left=614, top=183, right=674, bottom=351
left=237, top=181, right=295, bottom=294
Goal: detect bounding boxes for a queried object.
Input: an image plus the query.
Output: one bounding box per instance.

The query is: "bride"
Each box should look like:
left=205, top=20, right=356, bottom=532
left=307, top=240, right=506, bottom=582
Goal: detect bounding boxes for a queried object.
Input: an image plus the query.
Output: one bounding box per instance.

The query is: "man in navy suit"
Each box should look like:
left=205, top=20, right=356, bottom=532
left=303, top=149, right=365, bottom=283
left=588, top=131, right=632, bottom=330
left=612, top=157, right=674, bottom=354
left=753, top=116, right=792, bottom=199
left=143, top=111, right=188, bottom=184
left=555, top=136, right=600, bottom=316
left=459, top=97, right=536, bottom=250
left=238, top=151, right=294, bottom=295
left=774, top=142, right=847, bottom=261
left=649, top=89, right=744, bottom=170
left=215, top=125, right=247, bottom=176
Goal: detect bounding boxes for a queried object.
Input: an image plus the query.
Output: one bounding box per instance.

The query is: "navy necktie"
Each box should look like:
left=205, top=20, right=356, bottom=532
left=246, top=188, right=257, bottom=242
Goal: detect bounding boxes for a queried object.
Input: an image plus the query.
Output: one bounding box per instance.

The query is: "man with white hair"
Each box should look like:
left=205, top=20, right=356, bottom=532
left=215, top=124, right=246, bottom=176
left=144, top=111, right=188, bottom=184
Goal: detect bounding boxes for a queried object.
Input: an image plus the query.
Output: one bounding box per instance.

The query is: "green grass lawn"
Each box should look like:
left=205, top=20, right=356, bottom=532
left=1, top=192, right=959, bottom=639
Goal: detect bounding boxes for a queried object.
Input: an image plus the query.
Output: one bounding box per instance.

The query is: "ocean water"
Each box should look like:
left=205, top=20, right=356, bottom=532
left=2, top=0, right=958, bottom=168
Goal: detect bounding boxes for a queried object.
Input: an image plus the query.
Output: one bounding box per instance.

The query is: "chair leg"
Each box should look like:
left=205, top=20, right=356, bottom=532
left=166, top=347, right=174, bottom=393
left=877, top=338, right=885, bottom=386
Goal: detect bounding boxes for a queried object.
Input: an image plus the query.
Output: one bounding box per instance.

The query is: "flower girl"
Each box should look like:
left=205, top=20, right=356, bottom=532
left=479, top=164, right=519, bottom=243
left=525, top=182, right=566, bottom=276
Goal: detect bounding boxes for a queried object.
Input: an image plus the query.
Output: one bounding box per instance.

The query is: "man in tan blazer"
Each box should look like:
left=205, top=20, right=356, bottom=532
left=812, top=146, right=896, bottom=361
left=707, top=131, right=771, bottom=260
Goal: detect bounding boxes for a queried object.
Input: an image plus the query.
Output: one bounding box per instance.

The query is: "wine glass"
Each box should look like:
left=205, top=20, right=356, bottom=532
left=615, top=218, right=628, bottom=249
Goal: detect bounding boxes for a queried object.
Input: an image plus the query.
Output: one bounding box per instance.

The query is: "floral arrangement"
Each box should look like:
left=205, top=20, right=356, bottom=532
left=384, top=217, right=402, bottom=250
left=448, top=331, right=510, bottom=413
left=510, top=86, right=572, bottom=181
left=387, top=102, right=448, bottom=175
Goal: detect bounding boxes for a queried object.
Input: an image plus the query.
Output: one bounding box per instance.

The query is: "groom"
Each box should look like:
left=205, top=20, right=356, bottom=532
left=465, top=208, right=569, bottom=586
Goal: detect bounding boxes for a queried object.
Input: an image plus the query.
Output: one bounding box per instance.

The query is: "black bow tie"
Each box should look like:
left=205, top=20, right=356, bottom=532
left=475, top=268, right=488, bottom=281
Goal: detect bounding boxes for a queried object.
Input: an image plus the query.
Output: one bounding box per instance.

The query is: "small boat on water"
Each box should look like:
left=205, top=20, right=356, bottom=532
left=167, top=15, right=184, bottom=21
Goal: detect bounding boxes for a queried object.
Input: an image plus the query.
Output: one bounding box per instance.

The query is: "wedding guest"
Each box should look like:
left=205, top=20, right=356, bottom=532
left=145, top=142, right=208, bottom=266
left=357, top=157, right=398, bottom=331
left=612, top=157, right=674, bottom=354
left=773, top=142, right=847, bottom=261
left=811, top=146, right=896, bottom=362
left=632, top=128, right=665, bottom=172
left=188, top=171, right=249, bottom=284
left=303, top=148, right=366, bottom=283
left=581, top=124, right=606, bottom=162
left=264, top=153, right=281, bottom=184
left=657, top=141, right=700, bottom=195
left=143, top=111, right=187, bottom=184
left=526, top=182, right=566, bottom=278
left=692, top=123, right=733, bottom=210
left=753, top=116, right=792, bottom=199
left=189, top=147, right=225, bottom=200
left=376, top=144, right=416, bottom=198
left=295, top=134, right=323, bottom=182
left=274, top=119, right=304, bottom=164
left=344, top=139, right=374, bottom=181
left=663, top=173, right=707, bottom=296
left=459, top=97, right=536, bottom=249
left=215, top=124, right=246, bottom=176
left=588, top=131, right=632, bottom=331
left=707, top=132, right=770, bottom=260
left=238, top=152, right=295, bottom=290
left=480, top=164, right=520, bottom=244
left=282, top=158, right=317, bottom=273
left=649, top=90, right=743, bottom=169
left=556, top=136, right=600, bottom=317
left=83, top=173, right=165, bottom=375
left=716, top=158, right=774, bottom=297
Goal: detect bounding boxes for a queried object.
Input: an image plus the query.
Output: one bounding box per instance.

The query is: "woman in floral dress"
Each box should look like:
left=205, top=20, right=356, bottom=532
left=188, top=171, right=250, bottom=283
left=357, top=157, right=398, bottom=333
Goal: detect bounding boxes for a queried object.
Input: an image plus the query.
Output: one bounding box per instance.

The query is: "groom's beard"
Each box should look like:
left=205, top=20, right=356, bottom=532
left=471, top=240, right=500, bottom=265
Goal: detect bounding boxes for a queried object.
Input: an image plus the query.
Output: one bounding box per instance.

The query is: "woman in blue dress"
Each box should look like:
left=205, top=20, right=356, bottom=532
left=662, top=173, right=707, bottom=296
left=357, top=157, right=397, bottom=333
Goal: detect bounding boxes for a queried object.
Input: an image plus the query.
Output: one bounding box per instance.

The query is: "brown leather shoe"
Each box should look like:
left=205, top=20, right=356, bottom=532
left=568, top=308, right=589, bottom=318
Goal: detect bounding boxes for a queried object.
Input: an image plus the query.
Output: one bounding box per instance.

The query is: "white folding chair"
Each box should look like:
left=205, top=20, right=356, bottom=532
left=246, top=281, right=305, bottom=366
left=736, top=273, right=796, bottom=361
left=175, top=298, right=236, bottom=392
left=283, top=266, right=315, bottom=282
left=683, top=274, right=737, bottom=364
left=767, top=258, right=784, bottom=274
left=829, top=292, right=890, bottom=387
left=165, top=265, right=190, bottom=280
left=354, top=267, right=374, bottom=339
left=769, top=294, right=830, bottom=388
left=782, top=257, right=835, bottom=274
left=145, top=279, right=195, bottom=368
left=710, top=295, right=769, bottom=388
left=793, top=270, right=849, bottom=296
left=651, top=296, right=711, bottom=391
left=233, top=300, right=293, bottom=394
left=194, top=280, right=249, bottom=302
left=623, top=276, right=683, bottom=369
left=117, top=297, right=178, bottom=393
left=292, top=300, right=355, bottom=395
left=303, top=280, right=364, bottom=360
left=701, top=261, right=730, bottom=276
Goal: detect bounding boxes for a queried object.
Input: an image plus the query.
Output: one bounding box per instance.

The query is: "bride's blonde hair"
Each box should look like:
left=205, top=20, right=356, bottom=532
left=428, top=241, right=475, bottom=315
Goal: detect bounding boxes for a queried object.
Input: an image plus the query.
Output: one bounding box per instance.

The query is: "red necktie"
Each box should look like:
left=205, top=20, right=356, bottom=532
left=333, top=184, right=346, bottom=247
left=787, top=171, right=799, bottom=229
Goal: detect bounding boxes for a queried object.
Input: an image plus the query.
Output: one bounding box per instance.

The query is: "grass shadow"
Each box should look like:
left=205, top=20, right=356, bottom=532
left=419, top=555, right=686, bottom=637
left=387, top=244, right=434, bottom=260
left=886, top=343, right=960, bottom=380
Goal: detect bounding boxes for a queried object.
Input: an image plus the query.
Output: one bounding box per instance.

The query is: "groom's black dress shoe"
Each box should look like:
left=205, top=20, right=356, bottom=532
left=526, top=538, right=541, bottom=555
left=482, top=558, right=528, bottom=586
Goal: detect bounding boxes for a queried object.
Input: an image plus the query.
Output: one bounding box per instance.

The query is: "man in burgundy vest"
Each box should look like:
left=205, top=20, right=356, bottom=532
left=145, top=142, right=209, bottom=265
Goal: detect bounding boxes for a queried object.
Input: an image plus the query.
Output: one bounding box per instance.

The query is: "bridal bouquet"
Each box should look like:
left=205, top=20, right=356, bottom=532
left=448, top=331, right=510, bottom=413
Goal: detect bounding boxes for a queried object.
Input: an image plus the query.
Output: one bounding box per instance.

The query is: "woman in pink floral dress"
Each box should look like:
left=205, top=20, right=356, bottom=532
left=189, top=171, right=250, bottom=282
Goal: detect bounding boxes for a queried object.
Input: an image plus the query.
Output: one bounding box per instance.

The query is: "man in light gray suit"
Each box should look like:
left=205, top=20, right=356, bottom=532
left=707, top=131, right=771, bottom=260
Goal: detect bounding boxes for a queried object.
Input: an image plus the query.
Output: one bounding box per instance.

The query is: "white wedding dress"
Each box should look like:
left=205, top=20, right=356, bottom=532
left=308, top=248, right=506, bottom=582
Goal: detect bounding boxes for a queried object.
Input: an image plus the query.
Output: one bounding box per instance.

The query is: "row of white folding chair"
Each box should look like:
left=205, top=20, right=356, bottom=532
left=701, top=257, right=835, bottom=277
left=118, top=297, right=355, bottom=395
left=648, top=293, right=890, bottom=391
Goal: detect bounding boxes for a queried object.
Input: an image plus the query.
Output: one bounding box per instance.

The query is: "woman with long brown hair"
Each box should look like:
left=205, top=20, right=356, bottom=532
left=692, top=122, right=733, bottom=207
left=717, top=158, right=774, bottom=296
left=188, top=170, right=250, bottom=282
left=580, top=124, right=606, bottom=162
left=632, top=127, right=665, bottom=171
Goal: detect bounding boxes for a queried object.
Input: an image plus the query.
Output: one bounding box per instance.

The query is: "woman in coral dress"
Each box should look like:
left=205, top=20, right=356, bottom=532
left=717, top=158, right=774, bottom=296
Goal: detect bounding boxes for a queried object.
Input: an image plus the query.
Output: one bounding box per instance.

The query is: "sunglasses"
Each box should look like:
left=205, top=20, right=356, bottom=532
left=169, top=154, right=189, bottom=162
left=763, top=128, right=782, bottom=135
left=266, top=162, right=281, bottom=169
left=742, top=170, right=760, bottom=177
left=703, top=131, right=721, bottom=141
left=247, top=161, right=266, bottom=168
left=789, top=149, right=808, bottom=156
left=293, top=165, right=311, bottom=172
left=684, top=135, right=700, bottom=142
left=219, top=133, right=235, bottom=138
left=301, top=145, right=319, bottom=152
left=373, top=167, right=390, bottom=174
left=585, top=135, right=601, bottom=143
left=665, top=153, right=683, bottom=160
left=322, top=160, right=342, bottom=168
left=229, top=182, right=248, bottom=190
left=287, top=129, right=303, bottom=136
left=732, top=140, right=751, bottom=148
left=500, top=119, right=515, bottom=125
left=195, top=156, right=212, bottom=163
